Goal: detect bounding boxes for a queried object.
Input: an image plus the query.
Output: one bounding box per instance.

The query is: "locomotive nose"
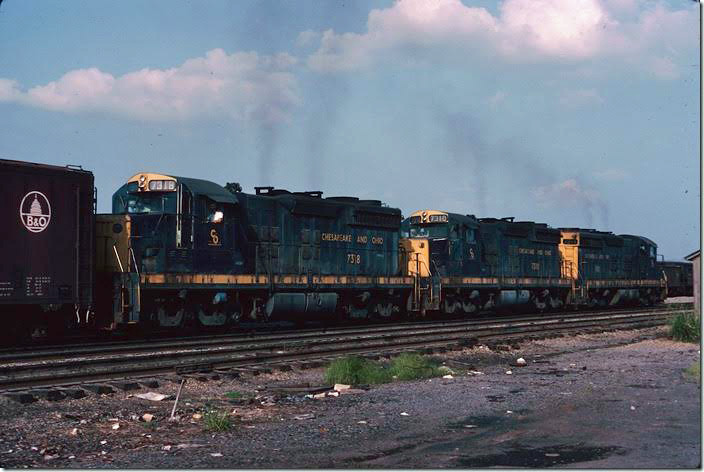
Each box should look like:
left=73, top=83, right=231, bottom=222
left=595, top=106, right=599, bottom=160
left=400, top=238, right=431, bottom=278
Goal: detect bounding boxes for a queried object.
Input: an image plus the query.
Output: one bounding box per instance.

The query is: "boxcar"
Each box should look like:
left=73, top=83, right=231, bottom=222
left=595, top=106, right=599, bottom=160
left=0, top=159, right=94, bottom=335
left=657, top=261, right=694, bottom=297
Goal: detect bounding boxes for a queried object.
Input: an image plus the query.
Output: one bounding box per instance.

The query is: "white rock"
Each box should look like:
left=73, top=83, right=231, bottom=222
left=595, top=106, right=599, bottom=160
left=111, top=423, right=120, bottom=430
left=333, top=384, right=351, bottom=392
left=468, top=370, right=484, bottom=376
left=210, top=453, right=223, bottom=457
left=100, top=440, right=107, bottom=445
left=630, top=406, right=636, bottom=410
left=293, top=413, right=315, bottom=420
left=400, top=412, right=410, bottom=416
left=313, top=393, right=326, bottom=399
left=327, top=391, right=340, bottom=397
left=176, top=443, right=205, bottom=449
left=505, top=370, right=513, bottom=375
left=442, top=375, right=454, bottom=379
left=69, top=428, right=79, bottom=436
left=506, top=410, right=513, bottom=414
left=162, top=445, right=172, bottom=451
left=135, top=392, right=171, bottom=402
left=516, top=358, right=527, bottom=366
left=357, top=420, right=367, bottom=424
left=192, top=414, right=202, bottom=420
left=141, top=413, right=154, bottom=423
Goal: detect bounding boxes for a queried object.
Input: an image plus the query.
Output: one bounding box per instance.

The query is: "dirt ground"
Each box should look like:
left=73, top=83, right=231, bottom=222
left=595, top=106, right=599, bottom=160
left=0, top=325, right=700, bottom=469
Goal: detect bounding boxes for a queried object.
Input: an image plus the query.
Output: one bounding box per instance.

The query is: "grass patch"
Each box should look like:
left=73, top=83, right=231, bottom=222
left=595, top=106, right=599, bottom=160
left=684, top=362, right=700, bottom=382
left=203, top=409, right=232, bottom=432
left=389, top=352, right=442, bottom=380
left=324, top=356, right=391, bottom=385
left=224, top=391, right=245, bottom=400
left=670, top=311, right=700, bottom=343
left=324, top=353, right=445, bottom=385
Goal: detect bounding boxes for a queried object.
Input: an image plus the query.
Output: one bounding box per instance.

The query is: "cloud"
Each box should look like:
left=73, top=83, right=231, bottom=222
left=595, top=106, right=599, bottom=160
left=558, top=88, right=604, bottom=107
left=296, top=30, right=322, bottom=48
left=0, top=49, right=301, bottom=123
left=487, top=90, right=507, bottom=107
left=0, top=79, right=21, bottom=101
left=306, top=0, right=696, bottom=78
left=648, top=56, right=680, bottom=80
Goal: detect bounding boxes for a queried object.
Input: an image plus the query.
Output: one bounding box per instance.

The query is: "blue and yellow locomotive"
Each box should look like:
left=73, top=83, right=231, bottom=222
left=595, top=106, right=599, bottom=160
left=95, top=172, right=410, bottom=329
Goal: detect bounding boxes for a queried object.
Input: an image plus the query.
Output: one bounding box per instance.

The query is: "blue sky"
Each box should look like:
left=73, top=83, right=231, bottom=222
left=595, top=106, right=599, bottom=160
left=0, top=0, right=699, bottom=260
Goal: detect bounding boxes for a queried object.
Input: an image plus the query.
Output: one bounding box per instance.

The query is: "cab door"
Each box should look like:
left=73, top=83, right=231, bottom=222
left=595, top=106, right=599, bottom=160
left=194, top=197, right=236, bottom=273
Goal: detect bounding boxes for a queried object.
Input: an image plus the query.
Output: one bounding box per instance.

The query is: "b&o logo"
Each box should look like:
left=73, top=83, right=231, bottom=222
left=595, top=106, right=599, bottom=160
left=19, top=191, right=52, bottom=233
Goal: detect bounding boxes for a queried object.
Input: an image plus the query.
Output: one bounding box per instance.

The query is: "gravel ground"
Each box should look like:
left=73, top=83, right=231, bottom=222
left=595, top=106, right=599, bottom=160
left=0, top=325, right=699, bottom=469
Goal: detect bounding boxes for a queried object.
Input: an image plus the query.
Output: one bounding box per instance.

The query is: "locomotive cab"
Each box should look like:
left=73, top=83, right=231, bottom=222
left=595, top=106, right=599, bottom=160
left=98, top=173, right=244, bottom=327
left=110, top=173, right=243, bottom=275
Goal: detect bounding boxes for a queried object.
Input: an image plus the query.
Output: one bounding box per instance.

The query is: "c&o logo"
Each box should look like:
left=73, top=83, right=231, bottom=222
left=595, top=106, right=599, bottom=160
left=19, top=191, right=52, bottom=233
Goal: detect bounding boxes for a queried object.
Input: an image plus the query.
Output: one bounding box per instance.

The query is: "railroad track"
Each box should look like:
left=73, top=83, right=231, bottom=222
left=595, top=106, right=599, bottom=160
left=0, top=305, right=682, bottom=393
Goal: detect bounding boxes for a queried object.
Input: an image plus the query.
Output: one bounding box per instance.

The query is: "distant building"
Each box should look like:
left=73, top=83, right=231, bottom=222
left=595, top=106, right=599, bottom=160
left=685, top=250, right=700, bottom=315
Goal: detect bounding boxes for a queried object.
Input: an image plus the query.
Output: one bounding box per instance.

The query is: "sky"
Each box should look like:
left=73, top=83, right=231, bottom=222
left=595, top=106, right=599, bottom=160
left=0, top=0, right=699, bottom=260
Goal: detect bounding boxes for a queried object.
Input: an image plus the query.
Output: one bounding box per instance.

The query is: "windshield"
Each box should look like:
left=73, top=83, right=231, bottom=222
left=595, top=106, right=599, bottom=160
left=113, top=192, right=177, bottom=214
left=409, top=225, right=448, bottom=238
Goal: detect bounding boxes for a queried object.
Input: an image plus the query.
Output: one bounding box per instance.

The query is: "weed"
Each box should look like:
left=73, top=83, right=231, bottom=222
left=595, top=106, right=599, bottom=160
left=324, top=353, right=446, bottom=385
left=203, top=409, right=232, bottom=432
left=324, top=356, right=391, bottom=385
left=389, top=352, right=442, bottom=380
left=224, top=391, right=244, bottom=400
left=670, top=311, right=700, bottom=343
left=684, top=362, right=700, bottom=382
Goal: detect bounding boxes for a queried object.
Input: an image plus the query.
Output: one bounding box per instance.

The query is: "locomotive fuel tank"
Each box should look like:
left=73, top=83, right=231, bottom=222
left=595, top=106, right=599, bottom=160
left=264, top=292, right=339, bottom=318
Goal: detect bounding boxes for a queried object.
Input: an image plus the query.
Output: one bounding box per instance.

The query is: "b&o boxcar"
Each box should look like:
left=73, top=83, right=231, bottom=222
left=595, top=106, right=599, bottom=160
left=0, top=159, right=94, bottom=337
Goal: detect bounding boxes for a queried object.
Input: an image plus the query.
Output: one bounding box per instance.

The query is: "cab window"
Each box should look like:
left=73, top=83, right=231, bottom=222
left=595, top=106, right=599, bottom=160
left=114, top=192, right=177, bottom=214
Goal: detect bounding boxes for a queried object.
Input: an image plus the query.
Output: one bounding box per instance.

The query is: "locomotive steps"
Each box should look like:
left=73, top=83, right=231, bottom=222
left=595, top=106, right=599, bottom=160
left=0, top=306, right=686, bottom=399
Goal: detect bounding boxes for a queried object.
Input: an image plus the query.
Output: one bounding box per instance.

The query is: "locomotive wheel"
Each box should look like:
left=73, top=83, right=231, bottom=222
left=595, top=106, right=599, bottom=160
left=373, top=301, right=397, bottom=321
left=196, top=304, right=228, bottom=327
left=156, top=304, right=186, bottom=329
left=228, top=303, right=243, bottom=326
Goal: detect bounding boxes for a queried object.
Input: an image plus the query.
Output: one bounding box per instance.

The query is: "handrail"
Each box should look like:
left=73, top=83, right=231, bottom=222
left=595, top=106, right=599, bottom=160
left=112, top=244, right=125, bottom=273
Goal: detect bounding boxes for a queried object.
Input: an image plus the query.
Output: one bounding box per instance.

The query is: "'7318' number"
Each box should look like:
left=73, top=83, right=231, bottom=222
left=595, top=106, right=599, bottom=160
left=347, top=253, right=361, bottom=264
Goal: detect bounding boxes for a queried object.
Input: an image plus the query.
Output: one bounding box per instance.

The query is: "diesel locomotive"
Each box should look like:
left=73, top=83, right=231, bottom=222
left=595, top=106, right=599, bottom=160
left=95, top=172, right=408, bottom=330
left=1, top=159, right=677, bottom=340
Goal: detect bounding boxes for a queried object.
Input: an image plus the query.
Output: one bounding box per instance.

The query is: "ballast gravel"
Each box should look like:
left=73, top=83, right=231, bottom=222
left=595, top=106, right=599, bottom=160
left=0, top=325, right=699, bottom=469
